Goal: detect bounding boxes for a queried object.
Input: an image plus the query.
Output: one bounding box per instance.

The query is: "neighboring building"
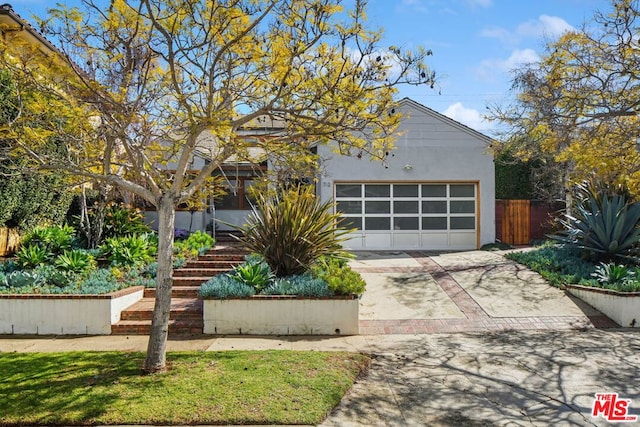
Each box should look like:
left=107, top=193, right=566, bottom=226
left=173, top=98, right=495, bottom=251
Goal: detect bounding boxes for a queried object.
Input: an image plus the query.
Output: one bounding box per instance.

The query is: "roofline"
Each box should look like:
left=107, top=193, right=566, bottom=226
left=398, top=97, right=495, bottom=145
left=0, top=4, right=59, bottom=55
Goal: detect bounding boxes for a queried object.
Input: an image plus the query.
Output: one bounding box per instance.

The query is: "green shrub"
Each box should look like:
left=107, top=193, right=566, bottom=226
left=54, top=249, right=95, bottom=273
left=184, top=231, right=215, bottom=254
left=21, top=225, right=76, bottom=256
left=33, top=265, right=74, bottom=288
left=0, top=260, right=18, bottom=274
left=76, top=269, right=121, bottom=294
left=262, top=275, right=333, bottom=297
left=101, top=235, right=156, bottom=266
left=311, top=256, right=366, bottom=296
left=550, top=182, right=640, bottom=261
left=5, top=270, right=43, bottom=288
left=103, top=203, right=152, bottom=239
left=236, top=185, right=352, bottom=277
left=199, top=275, right=255, bottom=298
left=506, top=243, right=596, bottom=286
left=16, top=244, right=50, bottom=268
left=173, top=257, right=186, bottom=269
left=591, top=262, right=635, bottom=286
left=231, top=260, right=274, bottom=292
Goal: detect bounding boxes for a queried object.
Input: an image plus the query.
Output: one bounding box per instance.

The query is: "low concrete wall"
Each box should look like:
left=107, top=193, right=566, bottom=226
left=567, top=285, right=640, bottom=327
left=203, top=296, right=360, bottom=335
left=0, top=286, right=144, bottom=335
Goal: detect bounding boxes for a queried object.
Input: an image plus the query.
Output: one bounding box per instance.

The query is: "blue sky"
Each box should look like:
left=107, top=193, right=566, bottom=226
left=11, top=0, right=611, bottom=135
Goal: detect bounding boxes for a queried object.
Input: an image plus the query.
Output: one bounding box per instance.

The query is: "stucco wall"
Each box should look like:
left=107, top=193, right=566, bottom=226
left=317, top=99, right=495, bottom=249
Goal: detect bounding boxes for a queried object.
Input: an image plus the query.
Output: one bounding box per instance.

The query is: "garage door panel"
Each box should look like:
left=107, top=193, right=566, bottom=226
left=336, top=182, right=478, bottom=250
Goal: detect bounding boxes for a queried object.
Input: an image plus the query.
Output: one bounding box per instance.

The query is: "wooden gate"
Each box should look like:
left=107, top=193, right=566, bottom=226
left=501, top=200, right=530, bottom=245
left=495, top=200, right=564, bottom=245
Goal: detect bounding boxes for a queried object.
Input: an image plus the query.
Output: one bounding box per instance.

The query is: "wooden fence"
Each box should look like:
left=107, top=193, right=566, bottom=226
left=0, top=227, right=20, bottom=257
left=495, top=200, right=564, bottom=245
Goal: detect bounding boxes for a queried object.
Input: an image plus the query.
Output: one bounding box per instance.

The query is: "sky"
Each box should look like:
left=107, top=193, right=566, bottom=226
left=10, top=0, right=612, bottom=136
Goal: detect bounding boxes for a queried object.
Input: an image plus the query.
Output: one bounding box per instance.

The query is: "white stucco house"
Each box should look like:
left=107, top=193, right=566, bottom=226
left=156, top=97, right=495, bottom=251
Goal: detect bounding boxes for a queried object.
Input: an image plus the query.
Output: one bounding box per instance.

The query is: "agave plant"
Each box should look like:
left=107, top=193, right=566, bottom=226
left=236, top=185, right=352, bottom=277
left=550, top=183, right=640, bottom=260
left=230, top=260, right=274, bottom=292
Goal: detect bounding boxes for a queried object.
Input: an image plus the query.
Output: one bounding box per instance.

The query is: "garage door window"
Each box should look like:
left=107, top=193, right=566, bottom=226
left=336, top=183, right=476, bottom=232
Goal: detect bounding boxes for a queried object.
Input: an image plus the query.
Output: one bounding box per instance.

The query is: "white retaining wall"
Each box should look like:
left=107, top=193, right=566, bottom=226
left=567, top=285, right=640, bottom=328
left=0, top=287, right=144, bottom=335
left=203, top=297, right=360, bottom=335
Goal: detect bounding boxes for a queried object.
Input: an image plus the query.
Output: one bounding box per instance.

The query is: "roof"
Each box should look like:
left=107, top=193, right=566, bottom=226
left=398, top=97, right=495, bottom=145
left=0, top=4, right=59, bottom=56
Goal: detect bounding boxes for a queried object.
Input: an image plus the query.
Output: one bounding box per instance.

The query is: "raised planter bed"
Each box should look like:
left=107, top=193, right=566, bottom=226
left=0, top=286, right=144, bottom=335
left=567, top=284, right=640, bottom=327
left=203, top=295, right=360, bottom=335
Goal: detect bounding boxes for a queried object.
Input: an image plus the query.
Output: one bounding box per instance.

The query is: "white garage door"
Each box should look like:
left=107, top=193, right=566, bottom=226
left=335, top=183, right=478, bottom=250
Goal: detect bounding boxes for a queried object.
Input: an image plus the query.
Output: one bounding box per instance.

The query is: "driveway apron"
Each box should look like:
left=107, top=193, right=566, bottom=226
left=352, top=250, right=617, bottom=334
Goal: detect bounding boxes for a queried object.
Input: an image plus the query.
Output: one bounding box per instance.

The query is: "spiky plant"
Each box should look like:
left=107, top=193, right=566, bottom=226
left=236, top=185, right=352, bottom=277
left=550, top=182, right=640, bottom=261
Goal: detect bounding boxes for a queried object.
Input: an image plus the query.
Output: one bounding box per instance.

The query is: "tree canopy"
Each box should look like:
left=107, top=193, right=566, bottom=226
left=489, top=0, right=640, bottom=201
left=1, top=0, right=435, bottom=372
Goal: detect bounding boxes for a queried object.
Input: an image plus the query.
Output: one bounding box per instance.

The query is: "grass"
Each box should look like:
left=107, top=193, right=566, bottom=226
left=0, top=350, right=370, bottom=425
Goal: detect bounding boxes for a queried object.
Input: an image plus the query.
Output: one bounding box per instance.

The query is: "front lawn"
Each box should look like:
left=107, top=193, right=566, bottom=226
left=0, top=350, right=369, bottom=425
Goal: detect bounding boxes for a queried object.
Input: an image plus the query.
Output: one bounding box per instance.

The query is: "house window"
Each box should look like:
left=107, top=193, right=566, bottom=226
left=214, top=177, right=257, bottom=210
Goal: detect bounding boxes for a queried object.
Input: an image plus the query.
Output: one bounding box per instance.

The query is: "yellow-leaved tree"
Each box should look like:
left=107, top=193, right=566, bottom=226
left=4, top=0, right=435, bottom=373
left=489, top=0, right=640, bottom=202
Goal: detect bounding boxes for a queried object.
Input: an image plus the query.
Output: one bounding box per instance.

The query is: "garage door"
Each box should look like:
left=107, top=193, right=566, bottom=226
left=335, top=183, right=477, bottom=250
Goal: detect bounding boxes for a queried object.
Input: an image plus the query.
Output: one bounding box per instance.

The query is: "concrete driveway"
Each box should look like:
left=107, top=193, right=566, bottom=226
left=350, top=250, right=614, bottom=334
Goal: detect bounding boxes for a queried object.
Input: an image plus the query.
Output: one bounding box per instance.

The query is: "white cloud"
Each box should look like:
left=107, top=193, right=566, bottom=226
left=516, top=15, right=573, bottom=39
left=475, top=48, right=539, bottom=82
left=481, top=15, right=573, bottom=44
left=443, top=103, right=487, bottom=131
left=467, top=0, right=493, bottom=8
left=398, top=0, right=428, bottom=13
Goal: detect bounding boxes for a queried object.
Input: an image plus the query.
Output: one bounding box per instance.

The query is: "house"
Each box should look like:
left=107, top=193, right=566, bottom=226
left=168, top=98, right=495, bottom=251
left=317, top=98, right=495, bottom=251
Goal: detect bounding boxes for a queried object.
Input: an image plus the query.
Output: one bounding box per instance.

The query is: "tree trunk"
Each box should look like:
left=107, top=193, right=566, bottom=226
left=143, top=196, right=175, bottom=373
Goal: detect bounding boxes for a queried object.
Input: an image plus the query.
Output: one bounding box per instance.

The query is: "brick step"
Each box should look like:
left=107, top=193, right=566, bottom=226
left=199, top=252, right=247, bottom=260
left=144, top=286, right=200, bottom=298
left=172, top=276, right=215, bottom=286
left=173, top=268, right=230, bottom=277
left=111, top=319, right=203, bottom=335
left=119, top=298, right=203, bottom=321
left=185, top=259, right=242, bottom=268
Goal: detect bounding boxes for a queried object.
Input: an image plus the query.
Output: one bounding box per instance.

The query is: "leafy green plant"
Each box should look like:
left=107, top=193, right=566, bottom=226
left=591, top=262, right=635, bottom=286
left=505, top=242, right=596, bottom=286
left=21, top=225, right=76, bottom=255
left=184, top=230, right=215, bottom=254
left=101, top=235, right=155, bottom=266
left=262, top=275, right=333, bottom=297
left=5, top=270, right=43, bottom=288
left=54, top=249, right=95, bottom=273
left=16, top=244, right=50, bottom=268
left=34, top=265, right=74, bottom=288
left=311, top=256, right=366, bottom=296
left=231, top=260, right=274, bottom=292
left=102, top=203, right=152, bottom=239
left=199, top=275, right=255, bottom=299
left=550, top=182, right=640, bottom=261
left=0, top=260, right=19, bottom=274
left=236, top=185, right=352, bottom=277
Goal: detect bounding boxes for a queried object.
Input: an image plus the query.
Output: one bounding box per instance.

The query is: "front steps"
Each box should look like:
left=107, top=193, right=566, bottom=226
left=112, top=240, right=248, bottom=335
